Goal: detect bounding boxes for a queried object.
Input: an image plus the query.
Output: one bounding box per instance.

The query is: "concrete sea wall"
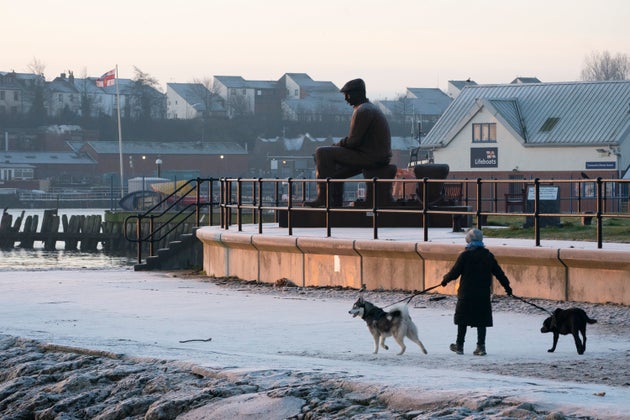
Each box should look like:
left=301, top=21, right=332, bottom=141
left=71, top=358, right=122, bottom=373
left=196, top=228, right=629, bottom=305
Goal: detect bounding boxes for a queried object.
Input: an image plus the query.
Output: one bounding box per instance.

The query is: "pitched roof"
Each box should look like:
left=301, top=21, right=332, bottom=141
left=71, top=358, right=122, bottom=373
left=214, top=76, right=277, bottom=90
left=448, top=79, right=478, bottom=90
left=284, top=73, right=339, bottom=95
left=423, top=80, right=630, bottom=147
left=75, top=141, right=247, bottom=155
left=510, top=77, right=542, bottom=84
left=377, top=89, right=452, bottom=116
left=0, top=152, right=96, bottom=165
left=48, top=77, right=79, bottom=94
left=167, top=83, right=210, bottom=111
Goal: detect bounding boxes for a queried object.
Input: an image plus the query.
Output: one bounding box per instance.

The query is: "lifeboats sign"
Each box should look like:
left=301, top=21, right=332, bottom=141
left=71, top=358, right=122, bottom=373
left=471, top=148, right=498, bottom=168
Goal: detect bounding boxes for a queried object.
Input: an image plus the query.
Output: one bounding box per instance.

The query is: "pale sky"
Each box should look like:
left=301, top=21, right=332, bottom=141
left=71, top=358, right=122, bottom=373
left=3, top=0, right=629, bottom=99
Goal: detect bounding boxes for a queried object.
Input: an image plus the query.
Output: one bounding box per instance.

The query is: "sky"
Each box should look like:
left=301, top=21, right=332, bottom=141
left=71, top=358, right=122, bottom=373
left=2, top=0, right=629, bottom=99
left=1, top=269, right=628, bottom=418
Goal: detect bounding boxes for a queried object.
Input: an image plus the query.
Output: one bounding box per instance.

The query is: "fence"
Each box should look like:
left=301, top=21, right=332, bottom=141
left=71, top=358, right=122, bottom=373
left=217, top=176, right=630, bottom=248
left=124, top=176, right=629, bottom=265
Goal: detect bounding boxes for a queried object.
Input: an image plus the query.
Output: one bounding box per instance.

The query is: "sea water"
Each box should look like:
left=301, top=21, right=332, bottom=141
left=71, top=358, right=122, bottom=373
left=0, top=209, right=136, bottom=271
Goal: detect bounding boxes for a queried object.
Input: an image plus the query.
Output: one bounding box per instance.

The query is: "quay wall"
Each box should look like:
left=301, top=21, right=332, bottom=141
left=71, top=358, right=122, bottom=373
left=196, top=228, right=629, bottom=306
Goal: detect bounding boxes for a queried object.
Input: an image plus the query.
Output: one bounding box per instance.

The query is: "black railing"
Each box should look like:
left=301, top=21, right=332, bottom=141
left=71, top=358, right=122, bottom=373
left=125, top=176, right=630, bottom=264
left=218, top=176, right=629, bottom=247
left=123, top=178, right=219, bottom=264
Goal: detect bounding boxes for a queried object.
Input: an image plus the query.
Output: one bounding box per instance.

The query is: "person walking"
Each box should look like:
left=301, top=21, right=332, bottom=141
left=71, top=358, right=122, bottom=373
left=440, top=228, right=513, bottom=355
left=305, top=78, right=392, bottom=207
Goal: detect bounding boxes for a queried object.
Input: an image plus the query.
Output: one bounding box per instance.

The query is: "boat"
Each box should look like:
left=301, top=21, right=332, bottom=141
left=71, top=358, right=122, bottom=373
left=119, top=190, right=164, bottom=211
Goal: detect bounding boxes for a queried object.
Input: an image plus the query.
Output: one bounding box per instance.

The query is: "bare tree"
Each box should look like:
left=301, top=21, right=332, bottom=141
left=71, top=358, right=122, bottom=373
left=27, top=57, right=46, bottom=77
left=228, top=92, right=251, bottom=118
left=580, top=50, right=630, bottom=81
left=191, top=76, right=216, bottom=117
left=131, top=66, right=165, bottom=120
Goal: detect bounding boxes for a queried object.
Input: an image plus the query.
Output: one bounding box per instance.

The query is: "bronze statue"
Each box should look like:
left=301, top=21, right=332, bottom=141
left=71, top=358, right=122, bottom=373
left=305, top=78, right=392, bottom=207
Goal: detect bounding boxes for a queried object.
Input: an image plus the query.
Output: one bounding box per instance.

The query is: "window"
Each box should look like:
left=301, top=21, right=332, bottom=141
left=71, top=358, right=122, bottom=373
left=472, top=123, right=496, bottom=142
left=13, top=91, right=19, bottom=101
left=540, top=117, right=559, bottom=132
left=0, top=91, right=5, bottom=100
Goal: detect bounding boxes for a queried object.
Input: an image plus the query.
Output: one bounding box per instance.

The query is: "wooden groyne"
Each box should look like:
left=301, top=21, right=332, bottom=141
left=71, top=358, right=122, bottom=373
left=0, top=209, right=196, bottom=254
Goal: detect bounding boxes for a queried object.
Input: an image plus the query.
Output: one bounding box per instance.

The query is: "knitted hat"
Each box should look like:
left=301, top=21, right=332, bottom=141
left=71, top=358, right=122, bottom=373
left=465, top=228, right=483, bottom=243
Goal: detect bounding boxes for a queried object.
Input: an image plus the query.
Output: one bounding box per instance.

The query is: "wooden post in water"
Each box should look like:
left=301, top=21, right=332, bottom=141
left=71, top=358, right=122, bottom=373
left=0, top=211, right=13, bottom=249
left=19, top=215, right=38, bottom=249
left=42, top=209, right=60, bottom=251
left=80, top=215, right=102, bottom=252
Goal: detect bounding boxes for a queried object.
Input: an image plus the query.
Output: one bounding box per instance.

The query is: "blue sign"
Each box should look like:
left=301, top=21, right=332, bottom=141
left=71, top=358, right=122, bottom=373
left=471, top=148, right=498, bottom=168
left=585, top=161, right=616, bottom=170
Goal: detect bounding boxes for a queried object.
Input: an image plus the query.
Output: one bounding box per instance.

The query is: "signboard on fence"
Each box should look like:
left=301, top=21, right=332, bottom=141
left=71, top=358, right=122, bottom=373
left=524, top=185, right=561, bottom=227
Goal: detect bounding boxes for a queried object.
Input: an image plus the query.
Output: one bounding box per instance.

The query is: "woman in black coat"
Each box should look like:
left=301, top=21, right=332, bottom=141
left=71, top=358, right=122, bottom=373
left=441, top=228, right=512, bottom=356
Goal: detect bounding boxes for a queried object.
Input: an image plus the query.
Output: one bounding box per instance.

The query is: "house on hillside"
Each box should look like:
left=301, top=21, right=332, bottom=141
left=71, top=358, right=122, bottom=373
left=279, top=73, right=349, bottom=122
left=0, top=71, right=45, bottom=115
left=280, top=73, right=338, bottom=100
left=47, top=73, right=80, bottom=117
left=377, top=88, right=452, bottom=138
left=166, top=83, right=226, bottom=119
left=71, top=75, right=118, bottom=118
left=213, top=76, right=280, bottom=118
left=419, top=80, right=630, bottom=211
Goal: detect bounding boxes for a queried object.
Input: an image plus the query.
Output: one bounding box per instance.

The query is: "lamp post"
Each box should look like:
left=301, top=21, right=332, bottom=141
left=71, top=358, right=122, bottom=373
left=155, top=158, right=163, bottom=178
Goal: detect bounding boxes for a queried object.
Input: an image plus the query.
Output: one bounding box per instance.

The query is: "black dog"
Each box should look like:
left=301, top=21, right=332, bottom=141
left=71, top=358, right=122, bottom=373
left=540, top=308, right=597, bottom=355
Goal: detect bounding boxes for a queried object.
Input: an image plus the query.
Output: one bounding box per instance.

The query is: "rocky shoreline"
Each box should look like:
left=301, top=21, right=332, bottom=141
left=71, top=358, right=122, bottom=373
left=1, top=275, right=628, bottom=419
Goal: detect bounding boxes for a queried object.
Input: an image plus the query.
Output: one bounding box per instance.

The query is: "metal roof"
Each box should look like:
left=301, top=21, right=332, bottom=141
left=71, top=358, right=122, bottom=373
left=448, top=80, right=478, bottom=90
left=167, top=83, right=209, bottom=110
left=78, top=141, right=248, bottom=155
left=1, top=152, right=96, bottom=165
left=423, top=80, right=630, bottom=147
left=214, top=76, right=277, bottom=90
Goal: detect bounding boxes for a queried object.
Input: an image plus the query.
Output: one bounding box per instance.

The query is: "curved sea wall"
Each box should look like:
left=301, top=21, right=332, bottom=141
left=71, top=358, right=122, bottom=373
left=196, top=227, right=629, bottom=305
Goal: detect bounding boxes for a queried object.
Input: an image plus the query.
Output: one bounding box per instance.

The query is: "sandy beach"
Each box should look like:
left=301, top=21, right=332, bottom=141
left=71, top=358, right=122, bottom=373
left=0, top=269, right=628, bottom=419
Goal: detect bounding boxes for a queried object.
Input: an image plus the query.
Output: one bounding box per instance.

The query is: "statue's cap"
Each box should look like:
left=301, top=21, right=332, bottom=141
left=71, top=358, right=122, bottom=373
left=340, top=78, right=366, bottom=93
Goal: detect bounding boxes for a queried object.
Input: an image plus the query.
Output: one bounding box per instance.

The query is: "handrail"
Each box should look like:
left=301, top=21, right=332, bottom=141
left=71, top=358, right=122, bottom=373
left=217, top=176, right=629, bottom=248
left=125, top=176, right=629, bottom=264
left=123, top=177, right=218, bottom=264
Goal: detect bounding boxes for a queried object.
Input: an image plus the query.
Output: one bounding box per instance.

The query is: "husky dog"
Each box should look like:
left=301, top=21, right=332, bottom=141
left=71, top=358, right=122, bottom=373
left=349, top=296, right=428, bottom=355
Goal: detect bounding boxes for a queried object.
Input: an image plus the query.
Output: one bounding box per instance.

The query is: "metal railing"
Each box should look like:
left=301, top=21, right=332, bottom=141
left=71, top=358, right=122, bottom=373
left=123, top=178, right=219, bottom=264
left=218, top=176, right=629, bottom=247
left=125, top=176, right=630, bottom=264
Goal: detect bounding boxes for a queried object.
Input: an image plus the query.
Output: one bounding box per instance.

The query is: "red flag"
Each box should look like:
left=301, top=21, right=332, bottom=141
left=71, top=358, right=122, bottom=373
left=96, top=69, right=116, bottom=87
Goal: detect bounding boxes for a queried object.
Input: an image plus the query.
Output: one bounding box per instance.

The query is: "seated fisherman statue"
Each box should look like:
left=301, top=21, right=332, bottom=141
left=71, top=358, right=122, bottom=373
left=305, top=78, right=392, bottom=207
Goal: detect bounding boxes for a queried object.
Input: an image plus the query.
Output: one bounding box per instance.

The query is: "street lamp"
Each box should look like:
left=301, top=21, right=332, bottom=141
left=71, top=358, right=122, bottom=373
left=155, top=158, right=163, bottom=178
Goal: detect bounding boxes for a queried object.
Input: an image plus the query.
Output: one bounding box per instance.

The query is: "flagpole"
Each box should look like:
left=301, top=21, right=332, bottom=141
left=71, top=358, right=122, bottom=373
left=115, top=64, right=124, bottom=198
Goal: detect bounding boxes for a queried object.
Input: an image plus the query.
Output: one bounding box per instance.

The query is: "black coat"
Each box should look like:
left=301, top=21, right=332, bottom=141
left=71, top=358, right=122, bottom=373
left=442, top=246, right=511, bottom=327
